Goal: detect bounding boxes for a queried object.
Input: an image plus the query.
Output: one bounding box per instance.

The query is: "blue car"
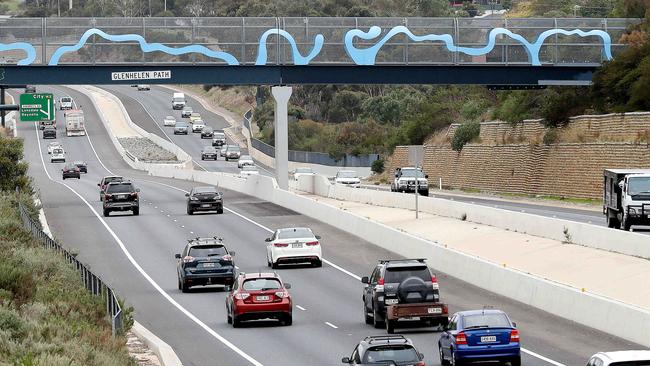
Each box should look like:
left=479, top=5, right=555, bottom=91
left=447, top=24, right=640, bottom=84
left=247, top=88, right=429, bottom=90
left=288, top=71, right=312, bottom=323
left=438, top=309, right=520, bottom=366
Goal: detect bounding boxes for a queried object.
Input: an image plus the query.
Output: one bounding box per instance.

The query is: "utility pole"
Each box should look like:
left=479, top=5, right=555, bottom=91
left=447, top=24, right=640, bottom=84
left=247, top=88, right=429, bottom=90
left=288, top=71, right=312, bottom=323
left=69, top=0, right=72, bottom=10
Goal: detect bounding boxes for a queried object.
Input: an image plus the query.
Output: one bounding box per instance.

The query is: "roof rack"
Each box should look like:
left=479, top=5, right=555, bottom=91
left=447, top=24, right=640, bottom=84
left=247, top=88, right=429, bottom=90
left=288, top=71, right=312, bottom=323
left=378, top=258, right=426, bottom=264
left=364, top=335, right=409, bottom=344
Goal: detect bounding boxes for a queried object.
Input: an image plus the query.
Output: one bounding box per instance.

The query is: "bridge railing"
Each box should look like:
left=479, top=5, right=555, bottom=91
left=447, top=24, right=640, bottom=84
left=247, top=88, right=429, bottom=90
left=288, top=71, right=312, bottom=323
left=17, top=201, right=124, bottom=336
left=0, top=17, right=640, bottom=66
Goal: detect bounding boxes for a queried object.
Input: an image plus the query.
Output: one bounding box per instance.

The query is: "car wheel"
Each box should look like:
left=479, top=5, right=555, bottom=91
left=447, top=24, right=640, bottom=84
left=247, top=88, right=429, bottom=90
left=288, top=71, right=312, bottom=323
left=180, top=281, right=189, bottom=293
left=232, top=315, right=241, bottom=328
left=622, top=217, right=632, bottom=231
left=422, top=189, right=429, bottom=196
left=77, top=176, right=80, bottom=179
left=313, top=259, right=322, bottom=268
left=217, top=208, right=224, bottom=214
left=364, top=302, right=373, bottom=325
left=372, top=306, right=384, bottom=329
left=451, top=349, right=462, bottom=366
left=227, top=311, right=232, bottom=324
left=62, top=177, right=66, bottom=180
left=385, top=319, right=395, bottom=334
left=133, top=207, right=139, bottom=216
left=201, top=157, right=205, bottom=160
left=187, top=207, right=193, bottom=215
left=509, top=356, right=521, bottom=366
left=266, top=254, right=272, bottom=268
left=282, top=314, right=292, bottom=326
left=271, top=260, right=279, bottom=269
left=439, top=343, right=449, bottom=366
left=177, top=278, right=182, bottom=290
left=103, top=208, right=110, bottom=217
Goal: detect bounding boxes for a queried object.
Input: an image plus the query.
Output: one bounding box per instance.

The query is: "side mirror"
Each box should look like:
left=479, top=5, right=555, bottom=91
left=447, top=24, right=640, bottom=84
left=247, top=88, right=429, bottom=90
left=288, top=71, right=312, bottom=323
left=284, top=283, right=291, bottom=289
left=136, top=188, right=141, bottom=192
left=361, top=276, right=369, bottom=284
left=618, top=181, right=624, bottom=190
left=174, top=254, right=181, bottom=259
left=185, top=193, right=189, bottom=197
left=219, top=192, right=223, bottom=196
left=395, top=173, right=399, bottom=178
left=425, top=174, right=429, bottom=178
left=315, top=235, right=321, bottom=240
left=512, top=321, right=517, bottom=328
left=341, top=357, right=350, bottom=364
left=229, top=251, right=236, bottom=256
left=265, top=238, right=271, bottom=242
left=419, top=353, right=425, bottom=361
left=97, top=183, right=100, bottom=187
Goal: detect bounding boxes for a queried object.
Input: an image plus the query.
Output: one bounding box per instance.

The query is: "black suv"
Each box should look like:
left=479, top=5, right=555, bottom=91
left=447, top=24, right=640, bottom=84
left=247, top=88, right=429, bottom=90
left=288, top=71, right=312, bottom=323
left=342, top=335, right=425, bottom=366
left=175, top=237, right=236, bottom=293
left=362, top=259, right=440, bottom=328
left=103, top=181, right=140, bottom=217
left=186, top=186, right=223, bottom=215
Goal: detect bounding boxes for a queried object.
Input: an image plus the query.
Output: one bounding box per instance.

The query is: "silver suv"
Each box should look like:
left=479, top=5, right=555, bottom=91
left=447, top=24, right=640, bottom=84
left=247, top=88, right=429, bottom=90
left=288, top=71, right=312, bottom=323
left=224, top=145, right=241, bottom=161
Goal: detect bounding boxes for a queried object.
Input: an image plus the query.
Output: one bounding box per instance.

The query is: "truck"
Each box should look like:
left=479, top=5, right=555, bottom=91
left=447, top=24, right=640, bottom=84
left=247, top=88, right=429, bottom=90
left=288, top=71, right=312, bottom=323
left=604, top=169, right=650, bottom=231
left=362, top=258, right=448, bottom=334
left=172, top=92, right=186, bottom=110
left=64, top=109, right=86, bottom=136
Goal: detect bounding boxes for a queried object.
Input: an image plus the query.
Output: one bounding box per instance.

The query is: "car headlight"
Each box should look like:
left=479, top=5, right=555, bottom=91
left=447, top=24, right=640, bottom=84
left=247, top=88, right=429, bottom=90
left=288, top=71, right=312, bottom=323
left=190, top=197, right=198, bottom=201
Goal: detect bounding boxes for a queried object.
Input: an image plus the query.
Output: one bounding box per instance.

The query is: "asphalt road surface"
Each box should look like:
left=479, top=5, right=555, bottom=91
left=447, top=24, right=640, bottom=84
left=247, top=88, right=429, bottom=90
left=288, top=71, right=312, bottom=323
left=17, top=85, right=641, bottom=366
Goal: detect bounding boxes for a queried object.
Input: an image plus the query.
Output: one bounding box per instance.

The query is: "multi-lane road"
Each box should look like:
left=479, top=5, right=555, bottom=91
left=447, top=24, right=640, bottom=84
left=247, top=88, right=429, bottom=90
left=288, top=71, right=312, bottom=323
left=18, top=85, right=640, bottom=366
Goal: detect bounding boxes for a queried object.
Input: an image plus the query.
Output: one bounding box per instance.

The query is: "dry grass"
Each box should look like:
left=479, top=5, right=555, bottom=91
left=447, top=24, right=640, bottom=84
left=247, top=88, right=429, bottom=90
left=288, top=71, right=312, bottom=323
left=179, top=85, right=255, bottom=117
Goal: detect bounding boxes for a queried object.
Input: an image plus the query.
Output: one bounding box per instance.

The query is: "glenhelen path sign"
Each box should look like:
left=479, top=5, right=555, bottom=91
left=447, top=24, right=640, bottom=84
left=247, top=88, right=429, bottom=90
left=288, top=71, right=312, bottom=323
left=111, top=70, right=171, bottom=81
left=20, top=93, right=54, bottom=121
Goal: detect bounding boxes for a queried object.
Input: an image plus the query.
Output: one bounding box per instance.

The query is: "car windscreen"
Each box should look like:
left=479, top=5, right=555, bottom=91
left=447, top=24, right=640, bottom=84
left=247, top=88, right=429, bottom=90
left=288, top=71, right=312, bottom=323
left=610, top=362, right=650, bottom=366
left=400, top=169, right=425, bottom=178
left=188, top=245, right=227, bottom=258
left=203, top=127, right=213, bottom=132
left=61, top=97, right=71, bottom=102
left=242, top=166, right=257, bottom=171
left=173, top=97, right=185, bottom=102
left=214, top=133, right=225, bottom=138
left=295, top=168, right=313, bottom=173
left=193, top=187, right=217, bottom=194
left=240, top=155, right=252, bottom=160
left=74, top=161, right=85, bottom=165
left=105, top=177, right=123, bottom=184
left=338, top=171, right=357, bottom=178
left=64, top=163, right=76, bottom=169
left=277, top=228, right=313, bottom=239
left=227, top=146, right=240, bottom=152
left=242, top=278, right=282, bottom=291
left=628, top=177, right=650, bottom=195
left=165, top=116, right=175, bottom=120
left=462, top=313, right=511, bottom=329
left=176, top=122, right=188, bottom=127
left=384, top=266, right=430, bottom=283
left=106, top=184, right=134, bottom=194
left=203, top=147, right=216, bottom=152
left=363, top=346, right=419, bottom=363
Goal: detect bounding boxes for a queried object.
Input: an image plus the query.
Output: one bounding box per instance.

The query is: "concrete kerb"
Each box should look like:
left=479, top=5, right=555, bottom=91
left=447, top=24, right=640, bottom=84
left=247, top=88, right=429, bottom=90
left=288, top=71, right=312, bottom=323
left=132, top=321, right=183, bottom=366
left=143, top=166, right=650, bottom=347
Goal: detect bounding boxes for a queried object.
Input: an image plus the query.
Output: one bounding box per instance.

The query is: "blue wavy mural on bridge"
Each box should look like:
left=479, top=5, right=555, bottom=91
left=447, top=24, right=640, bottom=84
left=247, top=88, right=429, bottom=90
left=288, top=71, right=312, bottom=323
left=344, top=26, right=612, bottom=66
left=1, top=25, right=613, bottom=67
left=255, top=29, right=324, bottom=65
left=0, top=42, right=37, bottom=65
left=48, top=28, right=240, bottom=66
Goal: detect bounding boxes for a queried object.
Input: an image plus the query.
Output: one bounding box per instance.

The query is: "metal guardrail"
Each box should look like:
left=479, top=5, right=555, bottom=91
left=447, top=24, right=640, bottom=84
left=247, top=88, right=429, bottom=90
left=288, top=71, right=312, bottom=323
left=243, top=110, right=379, bottom=167
left=18, top=201, right=123, bottom=336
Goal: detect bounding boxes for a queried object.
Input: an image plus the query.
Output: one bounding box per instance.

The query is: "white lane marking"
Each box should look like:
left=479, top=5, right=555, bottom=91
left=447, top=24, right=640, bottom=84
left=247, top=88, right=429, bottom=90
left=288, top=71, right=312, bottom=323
left=296, top=305, right=306, bottom=311
left=522, top=349, right=565, bottom=366
left=139, top=181, right=566, bottom=366
left=30, top=122, right=264, bottom=366
left=325, top=322, right=338, bottom=329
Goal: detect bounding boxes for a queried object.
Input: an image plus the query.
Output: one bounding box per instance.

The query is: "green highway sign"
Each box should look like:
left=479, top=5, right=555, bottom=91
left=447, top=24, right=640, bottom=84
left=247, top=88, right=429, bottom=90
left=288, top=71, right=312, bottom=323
left=20, top=93, right=54, bottom=121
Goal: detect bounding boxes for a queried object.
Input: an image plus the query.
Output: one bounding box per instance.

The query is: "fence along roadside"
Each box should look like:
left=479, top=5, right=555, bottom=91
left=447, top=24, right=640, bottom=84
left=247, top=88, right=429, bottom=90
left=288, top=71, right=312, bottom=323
left=18, top=201, right=124, bottom=336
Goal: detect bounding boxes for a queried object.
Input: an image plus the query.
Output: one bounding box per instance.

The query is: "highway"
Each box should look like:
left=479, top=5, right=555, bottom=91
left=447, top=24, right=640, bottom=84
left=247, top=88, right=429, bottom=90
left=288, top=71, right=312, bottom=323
left=18, top=85, right=640, bottom=366
left=100, top=84, right=624, bottom=232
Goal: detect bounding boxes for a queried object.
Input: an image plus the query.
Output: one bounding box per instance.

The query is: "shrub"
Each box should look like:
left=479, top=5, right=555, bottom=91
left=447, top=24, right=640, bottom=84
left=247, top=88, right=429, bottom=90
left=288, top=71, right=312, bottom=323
left=451, top=121, right=480, bottom=151
left=0, top=308, right=27, bottom=341
left=543, top=128, right=559, bottom=145
left=371, top=158, right=385, bottom=174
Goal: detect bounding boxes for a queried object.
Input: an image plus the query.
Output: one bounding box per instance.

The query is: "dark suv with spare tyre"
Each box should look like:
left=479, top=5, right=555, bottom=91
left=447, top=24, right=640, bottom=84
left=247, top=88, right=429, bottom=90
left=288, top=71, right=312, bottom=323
left=175, top=237, right=236, bottom=293
left=362, top=258, right=448, bottom=333
left=102, top=181, right=140, bottom=217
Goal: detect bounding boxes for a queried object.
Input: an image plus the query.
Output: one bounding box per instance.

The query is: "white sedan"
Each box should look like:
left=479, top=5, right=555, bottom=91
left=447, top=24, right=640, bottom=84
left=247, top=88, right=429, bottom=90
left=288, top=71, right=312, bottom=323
left=334, top=170, right=361, bottom=188
left=47, top=141, right=62, bottom=154
left=240, top=165, right=259, bottom=176
left=237, top=155, right=254, bottom=168
left=163, top=115, right=176, bottom=127
left=266, top=227, right=322, bottom=268
left=192, top=120, right=205, bottom=133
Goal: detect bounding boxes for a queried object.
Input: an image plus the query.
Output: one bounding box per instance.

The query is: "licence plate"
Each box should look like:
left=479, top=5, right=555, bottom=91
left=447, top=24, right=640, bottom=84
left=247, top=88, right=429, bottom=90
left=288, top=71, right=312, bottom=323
left=427, top=307, right=442, bottom=314
left=291, top=243, right=302, bottom=248
left=118, top=195, right=127, bottom=199
left=385, top=299, right=398, bottom=305
left=203, top=263, right=215, bottom=268
left=256, top=295, right=270, bottom=301
left=403, top=317, right=420, bottom=321
left=481, top=336, right=497, bottom=343
left=201, top=204, right=212, bottom=207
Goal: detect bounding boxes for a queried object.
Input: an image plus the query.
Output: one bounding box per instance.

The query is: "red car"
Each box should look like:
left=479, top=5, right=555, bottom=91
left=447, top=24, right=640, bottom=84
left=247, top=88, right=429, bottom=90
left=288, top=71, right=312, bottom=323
left=226, top=272, right=292, bottom=327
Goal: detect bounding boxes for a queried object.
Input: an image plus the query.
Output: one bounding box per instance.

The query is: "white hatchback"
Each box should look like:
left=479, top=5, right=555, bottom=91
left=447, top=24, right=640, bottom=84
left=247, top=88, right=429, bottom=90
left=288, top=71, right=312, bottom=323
left=266, top=227, right=322, bottom=268
left=163, top=115, right=176, bottom=127
left=50, top=148, right=65, bottom=163
left=587, top=351, right=650, bottom=366
left=192, top=120, right=205, bottom=132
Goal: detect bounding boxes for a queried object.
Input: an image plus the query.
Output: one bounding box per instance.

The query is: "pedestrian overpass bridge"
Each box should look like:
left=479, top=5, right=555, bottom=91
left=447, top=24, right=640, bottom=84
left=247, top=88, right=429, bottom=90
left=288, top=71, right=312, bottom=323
left=0, top=17, right=640, bottom=85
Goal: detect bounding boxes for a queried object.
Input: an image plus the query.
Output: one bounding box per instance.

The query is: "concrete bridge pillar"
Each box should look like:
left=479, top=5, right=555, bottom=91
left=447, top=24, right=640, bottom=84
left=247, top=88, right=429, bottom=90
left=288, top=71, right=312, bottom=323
left=272, top=86, right=292, bottom=190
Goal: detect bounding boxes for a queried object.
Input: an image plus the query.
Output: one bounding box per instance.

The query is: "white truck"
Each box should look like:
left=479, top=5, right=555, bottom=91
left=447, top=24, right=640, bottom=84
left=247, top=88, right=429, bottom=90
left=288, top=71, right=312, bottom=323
left=172, top=92, right=186, bottom=110
left=603, top=169, right=650, bottom=231
left=65, top=109, right=86, bottom=136
left=391, top=167, right=429, bottom=196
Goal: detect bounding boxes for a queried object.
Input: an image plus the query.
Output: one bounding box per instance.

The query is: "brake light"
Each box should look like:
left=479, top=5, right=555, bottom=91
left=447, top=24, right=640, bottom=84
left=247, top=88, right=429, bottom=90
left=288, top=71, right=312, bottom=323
left=182, top=256, right=195, bottom=263
left=455, top=332, right=467, bottom=345
left=431, top=275, right=437, bottom=283
left=234, top=293, right=250, bottom=300
left=105, top=194, right=113, bottom=200
left=376, top=278, right=384, bottom=292
left=221, top=254, right=232, bottom=261
left=415, top=362, right=425, bottom=366
left=306, top=241, right=319, bottom=246
left=130, top=192, right=138, bottom=198
left=510, top=329, right=520, bottom=343
left=274, top=243, right=289, bottom=247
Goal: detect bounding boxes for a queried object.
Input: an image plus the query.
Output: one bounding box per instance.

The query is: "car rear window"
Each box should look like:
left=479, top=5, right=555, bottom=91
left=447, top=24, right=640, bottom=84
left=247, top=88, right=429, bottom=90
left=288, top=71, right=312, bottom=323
left=242, top=166, right=257, bottom=171
left=214, top=133, right=225, bottom=138
left=62, top=97, right=71, bottom=102
left=188, top=245, right=227, bottom=257
left=106, top=184, right=134, bottom=194
left=105, top=177, right=123, bottom=184
left=194, top=187, right=217, bottom=194
left=611, top=362, right=650, bottom=366
left=277, top=228, right=313, bottom=239
left=384, top=266, right=430, bottom=283
left=52, top=148, right=63, bottom=154
left=203, top=147, right=216, bottom=152
left=228, top=146, right=240, bottom=152
left=463, top=313, right=511, bottom=329
left=363, top=346, right=418, bottom=363
left=242, top=278, right=282, bottom=291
